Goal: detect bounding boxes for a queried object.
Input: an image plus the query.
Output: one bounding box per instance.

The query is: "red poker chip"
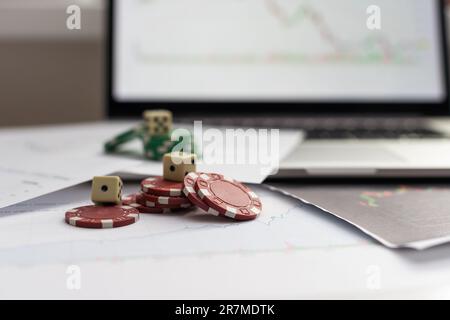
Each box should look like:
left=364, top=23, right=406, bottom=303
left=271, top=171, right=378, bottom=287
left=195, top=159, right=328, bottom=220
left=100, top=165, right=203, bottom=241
left=141, top=176, right=184, bottom=197
left=136, top=192, right=193, bottom=209
left=195, top=173, right=262, bottom=221
left=139, top=191, right=190, bottom=206
left=122, top=193, right=183, bottom=214
left=136, top=205, right=178, bottom=214
left=183, top=172, right=219, bottom=216
left=122, top=193, right=139, bottom=206
left=65, top=205, right=139, bottom=228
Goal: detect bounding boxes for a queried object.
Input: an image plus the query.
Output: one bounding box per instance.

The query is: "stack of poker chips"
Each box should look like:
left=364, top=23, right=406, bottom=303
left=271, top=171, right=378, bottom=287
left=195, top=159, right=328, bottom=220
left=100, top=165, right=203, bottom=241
left=122, top=177, right=194, bottom=214
left=122, top=152, right=262, bottom=221
left=182, top=172, right=262, bottom=221
left=122, top=172, right=262, bottom=221
left=103, top=109, right=196, bottom=161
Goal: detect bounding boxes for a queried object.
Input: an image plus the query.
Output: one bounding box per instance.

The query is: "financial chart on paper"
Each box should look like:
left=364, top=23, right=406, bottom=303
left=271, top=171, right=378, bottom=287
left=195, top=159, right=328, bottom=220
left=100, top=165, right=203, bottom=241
left=114, top=0, right=444, bottom=101
left=0, top=184, right=369, bottom=266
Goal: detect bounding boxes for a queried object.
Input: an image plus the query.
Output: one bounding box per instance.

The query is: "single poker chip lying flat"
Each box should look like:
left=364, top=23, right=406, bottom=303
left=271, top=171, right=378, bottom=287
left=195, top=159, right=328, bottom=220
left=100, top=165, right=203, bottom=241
left=195, top=173, right=262, bottom=221
left=123, top=193, right=187, bottom=214
left=136, top=192, right=193, bottom=209
left=139, top=191, right=190, bottom=206
left=183, top=172, right=219, bottom=216
left=140, top=176, right=183, bottom=197
left=65, top=205, right=139, bottom=228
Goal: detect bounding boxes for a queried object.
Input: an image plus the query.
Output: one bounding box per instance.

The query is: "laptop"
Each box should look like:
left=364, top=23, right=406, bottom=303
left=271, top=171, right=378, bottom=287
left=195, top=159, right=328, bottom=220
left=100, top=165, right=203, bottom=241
left=108, top=0, right=450, bottom=178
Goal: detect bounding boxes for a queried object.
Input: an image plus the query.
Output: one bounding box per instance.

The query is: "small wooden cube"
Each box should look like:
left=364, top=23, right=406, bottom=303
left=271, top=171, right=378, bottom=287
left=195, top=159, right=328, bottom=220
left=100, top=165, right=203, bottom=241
left=143, top=109, right=172, bottom=136
left=91, top=176, right=123, bottom=205
left=163, top=152, right=196, bottom=182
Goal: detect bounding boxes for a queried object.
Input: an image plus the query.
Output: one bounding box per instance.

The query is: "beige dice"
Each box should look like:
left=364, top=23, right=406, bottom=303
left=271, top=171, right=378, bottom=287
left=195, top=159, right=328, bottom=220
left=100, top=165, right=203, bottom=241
left=143, top=109, right=172, bottom=136
left=91, top=176, right=123, bottom=205
left=163, top=152, right=196, bottom=182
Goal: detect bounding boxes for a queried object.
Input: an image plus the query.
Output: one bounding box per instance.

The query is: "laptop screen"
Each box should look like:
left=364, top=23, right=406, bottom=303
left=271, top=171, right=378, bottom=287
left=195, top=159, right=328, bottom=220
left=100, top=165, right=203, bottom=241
left=112, top=0, right=447, bottom=106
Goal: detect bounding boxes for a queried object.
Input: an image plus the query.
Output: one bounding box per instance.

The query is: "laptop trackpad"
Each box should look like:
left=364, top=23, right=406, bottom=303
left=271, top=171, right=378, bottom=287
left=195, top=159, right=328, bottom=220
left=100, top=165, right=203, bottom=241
left=283, top=144, right=406, bottom=164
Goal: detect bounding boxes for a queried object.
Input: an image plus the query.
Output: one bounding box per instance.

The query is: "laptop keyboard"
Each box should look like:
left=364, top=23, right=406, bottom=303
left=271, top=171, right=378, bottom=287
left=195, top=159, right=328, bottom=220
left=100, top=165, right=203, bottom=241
left=180, top=116, right=446, bottom=140
left=305, top=128, right=443, bottom=140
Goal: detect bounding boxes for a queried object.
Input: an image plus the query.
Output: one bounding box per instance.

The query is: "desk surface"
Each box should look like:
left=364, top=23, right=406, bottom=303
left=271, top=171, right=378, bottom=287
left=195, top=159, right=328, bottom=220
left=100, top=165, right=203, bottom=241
left=2, top=121, right=450, bottom=299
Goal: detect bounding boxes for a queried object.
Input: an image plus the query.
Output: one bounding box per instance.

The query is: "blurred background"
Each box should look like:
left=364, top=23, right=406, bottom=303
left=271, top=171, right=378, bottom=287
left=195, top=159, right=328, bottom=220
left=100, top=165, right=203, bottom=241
left=0, top=0, right=449, bottom=127
left=0, top=0, right=104, bottom=126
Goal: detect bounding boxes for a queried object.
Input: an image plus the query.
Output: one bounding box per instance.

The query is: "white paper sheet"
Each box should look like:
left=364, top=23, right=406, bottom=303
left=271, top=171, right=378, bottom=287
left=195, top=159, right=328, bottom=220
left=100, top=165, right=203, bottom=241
left=3, top=182, right=450, bottom=299
left=0, top=122, right=142, bottom=209
left=0, top=182, right=367, bottom=266
left=0, top=121, right=302, bottom=209
left=122, top=127, right=303, bottom=183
